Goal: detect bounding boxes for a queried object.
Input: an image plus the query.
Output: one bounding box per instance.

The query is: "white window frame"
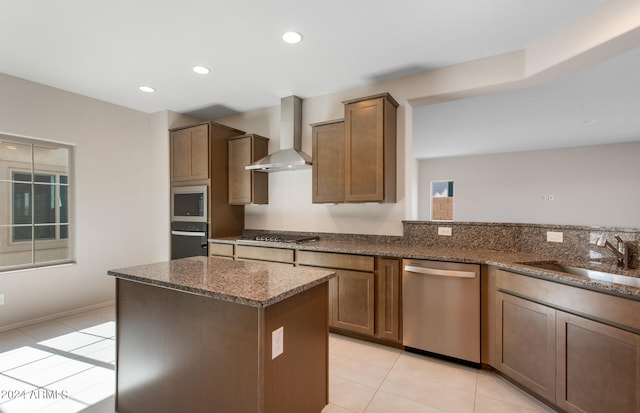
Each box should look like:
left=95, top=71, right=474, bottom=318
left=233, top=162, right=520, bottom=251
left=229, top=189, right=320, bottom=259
left=0, top=133, right=75, bottom=272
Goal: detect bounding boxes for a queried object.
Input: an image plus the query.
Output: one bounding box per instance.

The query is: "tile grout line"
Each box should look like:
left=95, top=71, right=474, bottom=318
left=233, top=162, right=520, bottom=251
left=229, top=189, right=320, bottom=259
left=360, top=350, right=402, bottom=412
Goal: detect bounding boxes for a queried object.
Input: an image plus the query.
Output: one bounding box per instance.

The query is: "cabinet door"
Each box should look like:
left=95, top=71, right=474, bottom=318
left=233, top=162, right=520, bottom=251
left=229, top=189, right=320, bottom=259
left=496, top=292, right=556, bottom=403
left=331, top=269, right=375, bottom=336
left=556, top=311, right=640, bottom=413
left=228, top=137, right=253, bottom=204
left=228, top=135, right=268, bottom=205
left=375, top=257, right=401, bottom=342
left=343, top=94, right=396, bottom=203
left=312, top=121, right=344, bottom=203
left=344, top=97, right=384, bottom=202
left=171, top=124, right=209, bottom=182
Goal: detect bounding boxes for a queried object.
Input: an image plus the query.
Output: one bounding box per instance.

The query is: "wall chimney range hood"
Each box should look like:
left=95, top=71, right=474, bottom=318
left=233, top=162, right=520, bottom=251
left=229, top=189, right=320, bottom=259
left=245, top=95, right=312, bottom=172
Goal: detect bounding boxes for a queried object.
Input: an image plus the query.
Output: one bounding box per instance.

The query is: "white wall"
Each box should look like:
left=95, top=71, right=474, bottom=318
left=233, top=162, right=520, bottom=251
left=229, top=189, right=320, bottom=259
left=217, top=94, right=407, bottom=236
left=417, top=142, right=640, bottom=227
left=0, top=73, right=168, bottom=329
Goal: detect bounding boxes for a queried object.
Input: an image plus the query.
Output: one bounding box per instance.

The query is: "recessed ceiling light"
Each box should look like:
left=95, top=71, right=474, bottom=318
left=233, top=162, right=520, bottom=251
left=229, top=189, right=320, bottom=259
left=139, top=86, right=155, bottom=93
left=282, top=31, right=303, bottom=44
left=193, top=65, right=211, bottom=75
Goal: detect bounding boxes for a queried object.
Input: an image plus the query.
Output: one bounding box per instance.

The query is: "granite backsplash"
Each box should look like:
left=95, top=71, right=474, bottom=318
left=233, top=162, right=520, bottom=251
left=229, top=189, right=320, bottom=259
left=403, top=221, right=639, bottom=269
left=245, top=221, right=640, bottom=269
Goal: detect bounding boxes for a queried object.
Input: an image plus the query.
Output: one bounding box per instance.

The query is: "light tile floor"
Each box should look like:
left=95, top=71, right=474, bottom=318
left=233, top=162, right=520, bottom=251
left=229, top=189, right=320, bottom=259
left=323, top=334, right=557, bottom=413
left=0, top=305, right=557, bottom=413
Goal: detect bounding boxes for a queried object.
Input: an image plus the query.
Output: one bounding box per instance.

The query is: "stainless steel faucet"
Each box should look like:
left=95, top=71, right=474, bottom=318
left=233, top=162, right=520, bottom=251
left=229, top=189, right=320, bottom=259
left=596, top=236, right=630, bottom=269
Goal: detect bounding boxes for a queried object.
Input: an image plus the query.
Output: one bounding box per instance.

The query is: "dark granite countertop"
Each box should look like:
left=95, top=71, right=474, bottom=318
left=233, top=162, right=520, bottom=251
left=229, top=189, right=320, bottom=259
left=210, top=236, right=640, bottom=301
left=108, top=256, right=335, bottom=308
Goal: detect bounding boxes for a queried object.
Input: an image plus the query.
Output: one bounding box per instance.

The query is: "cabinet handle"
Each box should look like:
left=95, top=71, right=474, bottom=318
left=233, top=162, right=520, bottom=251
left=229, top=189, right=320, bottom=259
left=403, top=265, right=476, bottom=279
left=171, top=231, right=206, bottom=237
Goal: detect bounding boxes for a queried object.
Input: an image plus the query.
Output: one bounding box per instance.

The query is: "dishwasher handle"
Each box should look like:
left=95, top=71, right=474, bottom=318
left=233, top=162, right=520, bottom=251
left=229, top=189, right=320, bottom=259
left=403, top=265, right=476, bottom=279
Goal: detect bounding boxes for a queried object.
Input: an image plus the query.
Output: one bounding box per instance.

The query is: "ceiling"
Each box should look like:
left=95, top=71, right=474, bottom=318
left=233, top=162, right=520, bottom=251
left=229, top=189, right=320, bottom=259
left=0, top=0, right=608, bottom=119
left=413, top=46, right=640, bottom=159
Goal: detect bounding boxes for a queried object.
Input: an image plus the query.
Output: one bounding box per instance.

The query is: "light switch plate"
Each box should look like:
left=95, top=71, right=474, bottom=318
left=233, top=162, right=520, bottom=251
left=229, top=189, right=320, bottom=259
left=272, top=326, right=284, bottom=359
left=547, top=231, right=564, bottom=243
left=0, top=294, right=4, bottom=306
left=438, top=227, right=452, bottom=236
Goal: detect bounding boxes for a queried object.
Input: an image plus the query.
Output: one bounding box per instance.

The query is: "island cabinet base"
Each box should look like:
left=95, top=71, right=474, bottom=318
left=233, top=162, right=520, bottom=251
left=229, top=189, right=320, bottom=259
left=115, top=278, right=329, bottom=413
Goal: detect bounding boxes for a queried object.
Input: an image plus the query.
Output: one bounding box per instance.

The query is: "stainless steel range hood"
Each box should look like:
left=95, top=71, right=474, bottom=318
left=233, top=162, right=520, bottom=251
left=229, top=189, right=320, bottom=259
left=245, top=95, right=312, bottom=172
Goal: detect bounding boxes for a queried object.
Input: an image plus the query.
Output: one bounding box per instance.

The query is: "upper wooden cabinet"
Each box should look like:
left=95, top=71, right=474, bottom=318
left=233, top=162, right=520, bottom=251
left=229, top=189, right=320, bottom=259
left=343, top=93, right=398, bottom=203
left=311, top=120, right=344, bottom=203
left=228, top=134, right=269, bottom=205
left=169, top=121, right=246, bottom=238
left=170, top=124, right=210, bottom=182
left=170, top=121, right=245, bottom=184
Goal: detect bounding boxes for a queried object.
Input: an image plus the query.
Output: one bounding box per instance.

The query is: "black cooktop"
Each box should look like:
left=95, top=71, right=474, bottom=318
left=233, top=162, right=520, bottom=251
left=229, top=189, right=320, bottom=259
left=237, top=234, right=320, bottom=244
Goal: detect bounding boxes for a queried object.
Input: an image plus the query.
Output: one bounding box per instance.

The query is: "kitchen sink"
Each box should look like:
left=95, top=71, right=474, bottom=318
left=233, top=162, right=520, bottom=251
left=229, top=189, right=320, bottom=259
left=517, top=261, right=640, bottom=288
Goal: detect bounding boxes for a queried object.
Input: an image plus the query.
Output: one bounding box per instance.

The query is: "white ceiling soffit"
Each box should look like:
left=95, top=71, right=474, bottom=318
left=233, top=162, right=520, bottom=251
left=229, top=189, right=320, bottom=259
left=0, top=0, right=607, bottom=117
left=412, top=46, right=640, bottom=160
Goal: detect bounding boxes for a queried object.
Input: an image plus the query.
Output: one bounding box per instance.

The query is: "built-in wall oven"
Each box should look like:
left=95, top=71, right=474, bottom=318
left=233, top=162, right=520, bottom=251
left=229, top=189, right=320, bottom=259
left=171, top=221, right=208, bottom=259
left=171, top=185, right=208, bottom=259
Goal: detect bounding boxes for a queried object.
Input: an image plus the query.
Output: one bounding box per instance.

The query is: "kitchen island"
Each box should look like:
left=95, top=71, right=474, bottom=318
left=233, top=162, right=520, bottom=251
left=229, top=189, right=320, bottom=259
left=108, top=256, right=335, bottom=413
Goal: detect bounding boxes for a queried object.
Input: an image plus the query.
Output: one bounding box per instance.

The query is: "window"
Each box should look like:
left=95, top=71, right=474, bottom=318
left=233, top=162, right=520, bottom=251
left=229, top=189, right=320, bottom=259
left=1, top=135, right=73, bottom=271
left=431, top=180, right=454, bottom=221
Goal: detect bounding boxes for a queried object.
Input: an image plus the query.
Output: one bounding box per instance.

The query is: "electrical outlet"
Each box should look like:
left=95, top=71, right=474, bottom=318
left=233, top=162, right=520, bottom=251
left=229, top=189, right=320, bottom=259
left=438, top=227, right=452, bottom=236
left=272, top=326, right=284, bottom=359
left=0, top=293, right=4, bottom=306
left=547, top=231, right=564, bottom=243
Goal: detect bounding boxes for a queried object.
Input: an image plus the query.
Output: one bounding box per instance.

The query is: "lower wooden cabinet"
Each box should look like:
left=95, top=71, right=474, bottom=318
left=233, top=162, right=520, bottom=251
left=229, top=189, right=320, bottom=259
left=556, top=311, right=640, bottom=413
left=496, top=291, right=556, bottom=402
left=375, top=257, right=402, bottom=342
left=298, top=251, right=401, bottom=343
left=208, top=241, right=234, bottom=259
left=330, top=269, right=375, bottom=335
left=493, top=269, right=640, bottom=412
left=236, top=245, right=294, bottom=266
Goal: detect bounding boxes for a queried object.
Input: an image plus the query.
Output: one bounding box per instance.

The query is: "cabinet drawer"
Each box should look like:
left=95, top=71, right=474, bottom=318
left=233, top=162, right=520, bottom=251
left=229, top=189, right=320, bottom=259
left=209, top=242, right=234, bottom=257
left=236, top=245, right=294, bottom=263
left=297, top=251, right=374, bottom=272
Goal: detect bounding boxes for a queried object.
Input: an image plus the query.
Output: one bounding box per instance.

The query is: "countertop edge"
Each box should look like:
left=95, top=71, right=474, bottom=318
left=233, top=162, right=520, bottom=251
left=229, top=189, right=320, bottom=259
left=108, top=264, right=336, bottom=308
left=209, top=238, right=640, bottom=301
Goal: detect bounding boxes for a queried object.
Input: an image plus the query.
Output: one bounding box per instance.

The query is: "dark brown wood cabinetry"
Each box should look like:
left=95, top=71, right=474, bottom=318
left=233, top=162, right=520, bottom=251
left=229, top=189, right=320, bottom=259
left=490, top=268, right=640, bottom=412
left=228, top=134, right=269, bottom=205
left=311, top=93, right=398, bottom=204
left=170, top=123, right=209, bottom=182
left=375, top=257, right=402, bottom=343
left=496, top=291, right=556, bottom=402
left=114, top=265, right=330, bottom=413
left=343, top=93, right=397, bottom=203
left=169, top=121, right=246, bottom=237
left=311, top=120, right=345, bottom=203
left=331, top=269, right=375, bottom=335
left=298, top=251, right=375, bottom=335
left=297, top=250, right=402, bottom=344
left=236, top=245, right=294, bottom=265
left=556, top=311, right=640, bottom=413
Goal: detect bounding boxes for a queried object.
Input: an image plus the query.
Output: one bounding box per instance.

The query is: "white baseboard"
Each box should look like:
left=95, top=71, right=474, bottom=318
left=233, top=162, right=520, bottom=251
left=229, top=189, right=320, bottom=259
left=0, top=300, right=115, bottom=333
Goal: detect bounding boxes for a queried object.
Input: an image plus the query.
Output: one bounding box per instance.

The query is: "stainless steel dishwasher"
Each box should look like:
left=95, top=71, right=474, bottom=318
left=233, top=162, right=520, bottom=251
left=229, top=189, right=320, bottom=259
left=402, top=259, right=480, bottom=364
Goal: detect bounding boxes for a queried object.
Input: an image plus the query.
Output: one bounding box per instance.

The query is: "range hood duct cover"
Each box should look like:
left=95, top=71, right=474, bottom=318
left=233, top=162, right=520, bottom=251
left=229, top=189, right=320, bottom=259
left=245, top=95, right=312, bottom=172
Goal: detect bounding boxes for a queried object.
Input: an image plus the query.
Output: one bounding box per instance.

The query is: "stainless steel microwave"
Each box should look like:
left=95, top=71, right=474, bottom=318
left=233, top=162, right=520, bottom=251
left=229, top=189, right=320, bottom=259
left=171, top=185, right=207, bottom=222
